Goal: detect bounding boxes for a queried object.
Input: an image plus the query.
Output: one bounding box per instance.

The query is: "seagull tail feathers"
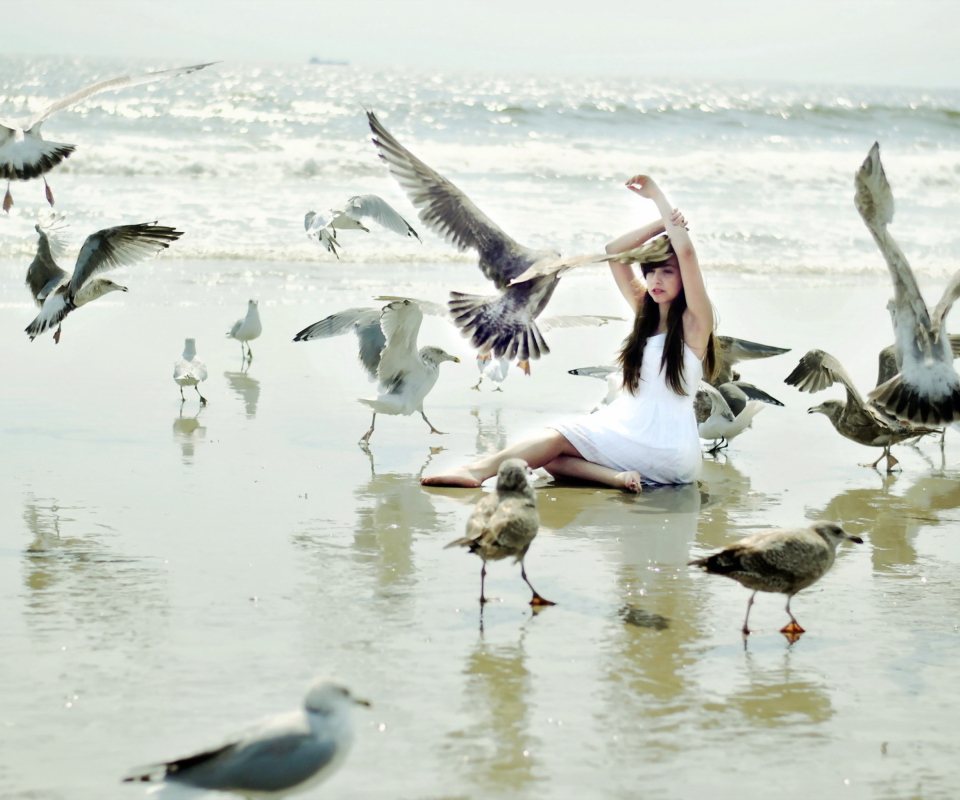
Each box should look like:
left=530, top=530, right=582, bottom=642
left=688, top=549, right=744, bottom=575
left=448, top=292, right=550, bottom=362
left=1, top=141, right=76, bottom=182
left=869, top=373, right=960, bottom=426
left=24, top=294, right=72, bottom=341
left=444, top=536, right=479, bottom=551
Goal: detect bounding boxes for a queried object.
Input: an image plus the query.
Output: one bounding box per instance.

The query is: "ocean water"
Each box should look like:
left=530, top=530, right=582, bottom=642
left=2, top=55, right=959, bottom=278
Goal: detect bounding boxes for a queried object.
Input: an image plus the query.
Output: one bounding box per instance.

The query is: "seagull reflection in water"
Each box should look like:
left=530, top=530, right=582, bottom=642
left=172, top=405, right=206, bottom=464
left=224, top=368, right=261, bottom=418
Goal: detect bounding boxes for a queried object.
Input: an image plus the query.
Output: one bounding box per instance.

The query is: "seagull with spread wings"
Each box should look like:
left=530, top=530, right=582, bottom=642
left=293, top=298, right=460, bottom=443
left=304, top=194, right=420, bottom=258
left=1, top=62, right=215, bottom=211
left=367, top=111, right=616, bottom=373
left=855, top=142, right=960, bottom=426
left=24, top=219, right=182, bottom=342
left=785, top=346, right=948, bottom=472
left=694, top=381, right=784, bottom=453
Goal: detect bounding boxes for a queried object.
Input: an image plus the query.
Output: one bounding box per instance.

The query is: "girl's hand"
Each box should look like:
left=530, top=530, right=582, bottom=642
left=625, top=174, right=660, bottom=198
left=670, top=208, right=689, bottom=231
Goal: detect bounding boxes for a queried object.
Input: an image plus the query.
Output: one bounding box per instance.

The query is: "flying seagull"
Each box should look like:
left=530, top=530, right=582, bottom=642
left=227, top=299, right=262, bottom=361
left=366, top=110, right=616, bottom=372
left=24, top=220, right=182, bottom=341
left=784, top=347, right=947, bottom=472
left=689, top=522, right=862, bottom=637
left=304, top=194, right=420, bottom=258
left=293, top=299, right=459, bottom=442
left=123, top=678, right=368, bottom=799
left=1, top=62, right=215, bottom=211
left=855, top=142, right=960, bottom=425
left=694, top=381, right=784, bottom=453
left=445, top=458, right=554, bottom=607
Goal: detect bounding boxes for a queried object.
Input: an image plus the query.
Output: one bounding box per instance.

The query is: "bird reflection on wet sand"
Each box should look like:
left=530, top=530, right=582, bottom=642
left=172, top=406, right=206, bottom=464
left=224, top=368, right=261, bottom=418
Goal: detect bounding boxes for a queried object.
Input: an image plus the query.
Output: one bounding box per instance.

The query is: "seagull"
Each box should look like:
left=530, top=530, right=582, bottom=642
left=689, top=521, right=862, bottom=636
left=367, top=110, right=616, bottom=371
left=713, top=336, right=791, bottom=386
left=24, top=220, right=182, bottom=341
left=855, top=142, right=960, bottom=426
left=694, top=381, right=784, bottom=453
left=122, top=678, right=369, bottom=799
left=1, top=62, right=215, bottom=211
left=445, top=458, right=554, bottom=607
left=785, top=347, right=944, bottom=472
left=473, top=354, right=510, bottom=391
left=174, top=338, right=208, bottom=405
left=567, top=365, right=622, bottom=411
left=226, top=299, right=262, bottom=362
left=292, top=299, right=460, bottom=442
left=304, top=194, right=420, bottom=259
left=374, top=295, right=623, bottom=377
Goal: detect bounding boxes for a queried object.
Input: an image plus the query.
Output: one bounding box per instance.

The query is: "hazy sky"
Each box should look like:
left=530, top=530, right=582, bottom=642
left=4, top=0, right=959, bottom=89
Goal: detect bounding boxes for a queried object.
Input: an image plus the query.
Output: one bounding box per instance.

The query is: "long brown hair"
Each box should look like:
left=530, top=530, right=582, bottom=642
left=617, top=245, right=718, bottom=395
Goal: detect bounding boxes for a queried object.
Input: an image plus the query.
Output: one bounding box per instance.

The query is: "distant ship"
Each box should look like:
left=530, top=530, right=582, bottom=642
left=308, top=56, right=349, bottom=66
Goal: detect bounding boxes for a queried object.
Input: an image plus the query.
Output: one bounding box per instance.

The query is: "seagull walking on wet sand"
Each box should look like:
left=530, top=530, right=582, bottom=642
left=1, top=62, right=215, bottom=211
left=174, top=338, right=208, bottom=405
left=446, top=458, right=554, bottom=607
left=695, top=381, right=784, bottom=453
left=855, top=142, right=960, bottom=426
left=24, top=220, right=183, bottom=342
left=367, top=110, right=617, bottom=373
left=689, top=522, right=862, bottom=637
left=292, top=299, right=459, bottom=443
left=227, top=299, right=262, bottom=361
left=123, top=678, right=369, bottom=799
left=785, top=347, right=949, bottom=472
left=304, top=194, right=420, bottom=258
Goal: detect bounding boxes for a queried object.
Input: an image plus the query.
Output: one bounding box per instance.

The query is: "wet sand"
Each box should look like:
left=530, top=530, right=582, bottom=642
left=2, top=259, right=960, bottom=799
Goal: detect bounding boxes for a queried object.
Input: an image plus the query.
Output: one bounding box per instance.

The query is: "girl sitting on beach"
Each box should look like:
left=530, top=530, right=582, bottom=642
left=421, top=174, right=717, bottom=491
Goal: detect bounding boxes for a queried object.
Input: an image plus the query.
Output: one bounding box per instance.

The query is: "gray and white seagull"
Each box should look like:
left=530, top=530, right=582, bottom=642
left=123, top=677, right=369, bottom=799
left=304, top=194, right=420, bottom=258
left=25, top=219, right=182, bottom=341
left=1, top=62, right=215, bottom=211
left=855, top=142, right=960, bottom=426
left=367, top=110, right=615, bottom=373
left=293, top=298, right=460, bottom=443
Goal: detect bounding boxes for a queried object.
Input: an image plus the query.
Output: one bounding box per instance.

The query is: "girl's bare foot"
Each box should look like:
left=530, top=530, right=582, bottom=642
left=616, top=471, right=643, bottom=493
left=420, top=467, right=486, bottom=487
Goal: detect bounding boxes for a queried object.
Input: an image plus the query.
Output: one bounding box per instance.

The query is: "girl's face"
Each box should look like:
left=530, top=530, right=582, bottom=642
left=644, top=258, right=682, bottom=305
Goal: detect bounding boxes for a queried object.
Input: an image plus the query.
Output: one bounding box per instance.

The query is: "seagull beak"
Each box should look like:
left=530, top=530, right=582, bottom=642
left=807, top=405, right=821, bottom=414
left=453, top=356, right=461, bottom=363
left=354, top=697, right=372, bottom=707
left=847, top=534, right=864, bottom=544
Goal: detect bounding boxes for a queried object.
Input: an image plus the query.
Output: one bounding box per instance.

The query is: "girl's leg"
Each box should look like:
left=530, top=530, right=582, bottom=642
left=542, top=456, right=642, bottom=493
left=421, top=429, right=581, bottom=487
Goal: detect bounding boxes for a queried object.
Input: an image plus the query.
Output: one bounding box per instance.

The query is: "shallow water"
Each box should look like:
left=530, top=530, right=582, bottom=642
left=2, top=259, right=960, bottom=799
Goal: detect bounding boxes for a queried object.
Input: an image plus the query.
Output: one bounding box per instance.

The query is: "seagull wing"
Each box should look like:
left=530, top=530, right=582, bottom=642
left=930, top=270, right=960, bottom=338
left=342, top=194, right=420, bottom=240
left=292, top=307, right=384, bottom=380
left=68, top=222, right=182, bottom=295
left=568, top=365, right=618, bottom=380
left=376, top=300, right=425, bottom=391
left=784, top=349, right=867, bottom=410
left=508, top=252, right=619, bottom=286
left=695, top=382, right=734, bottom=424
left=367, top=111, right=539, bottom=288
left=539, top=314, right=623, bottom=332
left=25, top=219, right=68, bottom=305
left=18, top=63, right=216, bottom=130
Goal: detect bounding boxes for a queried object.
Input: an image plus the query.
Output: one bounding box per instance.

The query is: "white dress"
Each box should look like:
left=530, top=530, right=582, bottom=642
left=550, top=333, right=702, bottom=485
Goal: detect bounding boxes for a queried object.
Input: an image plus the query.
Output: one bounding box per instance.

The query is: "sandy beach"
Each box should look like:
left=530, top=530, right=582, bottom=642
left=2, top=254, right=960, bottom=799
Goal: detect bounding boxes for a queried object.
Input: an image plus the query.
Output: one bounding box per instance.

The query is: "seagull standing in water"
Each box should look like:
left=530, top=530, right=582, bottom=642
left=226, top=299, right=262, bottom=362
left=1, top=62, right=215, bottom=211
left=293, top=299, right=460, bottom=443
left=446, top=458, right=554, bottom=607
left=25, top=220, right=182, bottom=341
left=367, top=110, right=615, bottom=373
left=694, top=381, right=784, bottom=453
left=123, top=678, right=368, bottom=799
left=304, top=194, right=420, bottom=258
left=689, top=522, right=862, bottom=637
left=855, top=142, right=960, bottom=425
left=174, top=338, right=208, bottom=406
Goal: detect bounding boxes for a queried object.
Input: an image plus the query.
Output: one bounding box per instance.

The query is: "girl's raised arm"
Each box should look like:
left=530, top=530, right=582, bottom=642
left=605, top=218, right=664, bottom=312
left=626, top=175, right=713, bottom=352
